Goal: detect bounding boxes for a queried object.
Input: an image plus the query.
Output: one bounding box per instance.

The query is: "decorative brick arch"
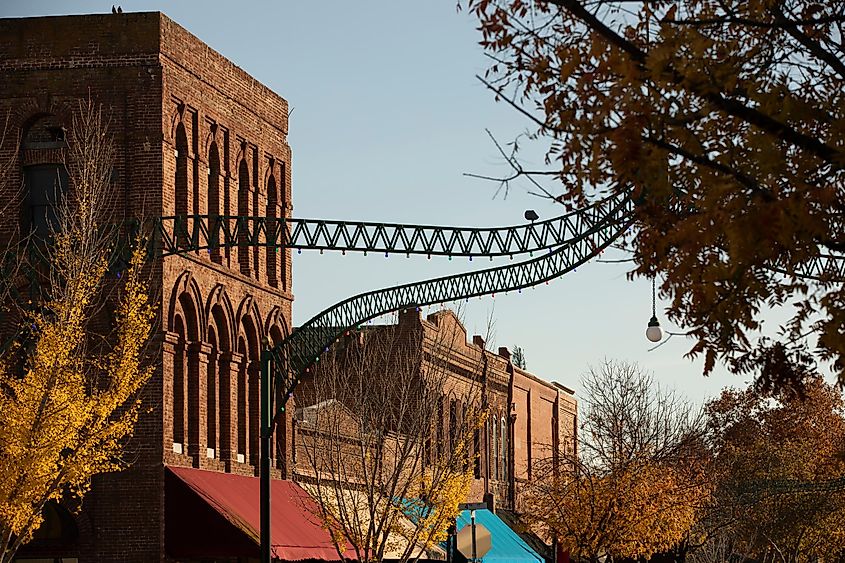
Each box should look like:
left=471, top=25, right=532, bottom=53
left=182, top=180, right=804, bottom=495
left=264, top=306, right=289, bottom=346
left=168, top=271, right=205, bottom=341
left=167, top=98, right=187, bottom=143
left=235, top=295, right=263, bottom=464
left=203, top=120, right=219, bottom=156
left=205, top=284, right=235, bottom=351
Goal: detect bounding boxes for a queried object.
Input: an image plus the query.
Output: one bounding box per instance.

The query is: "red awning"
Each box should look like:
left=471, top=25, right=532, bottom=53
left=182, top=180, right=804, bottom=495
left=166, top=466, right=353, bottom=561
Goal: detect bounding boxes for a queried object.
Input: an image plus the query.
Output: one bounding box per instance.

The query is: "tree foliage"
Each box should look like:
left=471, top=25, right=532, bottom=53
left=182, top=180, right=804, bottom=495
left=297, top=317, right=480, bottom=563
left=523, top=360, right=710, bottom=561
left=0, top=101, right=154, bottom=561
left=702, top=377, right=845, bottom=561
left=512, top=345, right=526, bottom=369
left=467, top=0, right=845, bottom=391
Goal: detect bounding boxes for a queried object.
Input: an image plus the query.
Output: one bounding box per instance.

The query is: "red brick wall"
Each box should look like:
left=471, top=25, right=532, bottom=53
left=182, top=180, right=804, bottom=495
left=1, top=11, right=294, bottom=562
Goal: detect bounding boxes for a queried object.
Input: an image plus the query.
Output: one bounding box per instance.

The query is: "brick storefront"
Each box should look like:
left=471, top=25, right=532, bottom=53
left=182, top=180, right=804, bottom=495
left=1, top=12, right=293, bottom=562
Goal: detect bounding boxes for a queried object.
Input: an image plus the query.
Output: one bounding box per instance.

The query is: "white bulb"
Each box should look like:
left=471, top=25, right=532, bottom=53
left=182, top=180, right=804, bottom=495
left=646, top=316, right=662, bottom=342
left=646, top=325, right=663, bottom=342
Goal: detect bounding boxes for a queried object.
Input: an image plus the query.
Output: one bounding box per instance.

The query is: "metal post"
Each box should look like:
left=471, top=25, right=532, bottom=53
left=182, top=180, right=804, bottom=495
left=471, top=509, right=477, bottom=563
left=260, top=342, right=272, bottom=563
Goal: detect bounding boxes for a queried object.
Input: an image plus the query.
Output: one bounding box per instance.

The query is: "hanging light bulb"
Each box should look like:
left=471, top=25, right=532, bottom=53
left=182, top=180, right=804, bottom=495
left=646, top=276, right=663, bottom=342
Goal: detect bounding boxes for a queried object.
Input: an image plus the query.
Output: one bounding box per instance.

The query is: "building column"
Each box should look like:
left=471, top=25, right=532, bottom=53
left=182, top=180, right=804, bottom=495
left=162, top=332, right=181, bottom=452
left=187, top=341, right=212, bottom=466
left=219, top=351, right=244, bottom=470
left=248, top=360, right=261, bottom=467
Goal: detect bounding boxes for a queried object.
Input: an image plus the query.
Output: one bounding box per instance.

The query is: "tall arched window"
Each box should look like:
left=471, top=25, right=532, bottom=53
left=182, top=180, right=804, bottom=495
left=22, top=114, right=68, bottom=240
left=449, top=399, right=457, bottom=450
left=208, top=142, right=222, bottom=264
left=206, top=327, right=218, bottom=458
left=490, top=417, right=498, bottom=480
left=237, top=335, right=248, bottom=461
left=266, top=175, right=278, bottom=288
left=172, top=315, right=187, bottom=451
left=279, top=163, right=287, bottom=291
left=237, top=159, right=250, bottom=276
left=210, top=303, right=231, bottom=463
left=500, top=416, right=508, bottom=483
left=269, top=325, right=284, bottom=468
left=175, top=123, right=188, bottom=217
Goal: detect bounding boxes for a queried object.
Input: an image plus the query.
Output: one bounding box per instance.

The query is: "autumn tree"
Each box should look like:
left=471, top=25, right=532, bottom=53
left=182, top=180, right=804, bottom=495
left=523, top=360, right=710, bottom=561
left=296, top=313, right=481, bottom=563
left=0, top=100, right=154, bottom=562
left=467, top=0, right=845, bottom=392
left=701, top=377, right=845, bottom=561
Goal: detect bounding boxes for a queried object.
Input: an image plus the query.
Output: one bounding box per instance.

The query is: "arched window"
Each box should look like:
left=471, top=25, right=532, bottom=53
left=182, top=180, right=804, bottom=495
left=500, top=416, right=508, bottom=483
left=237, top=159, right=250, bottom=276
left=449, top=398, right=457, bottom=449
left=237, top=313, right=260, bottom=465
left=279, top=163, right=287, bottom=291
left=208, top=142, right=222, bottom=264
left=172, top=315, right=187, bottom=451
left=266, top=175, right=278, bottom=288
left=269, top=325, right=284, bottom=467
left=473, top=426, right=481, bottom=478
left=490, top=417, right=498, bottom=480
left=206, top=327, right=218, bottom=458
left=22, top=114, right=68, bottom=240
left=237, top=335, right=248, bottom=462
left=175, top=123, right=188, bottom=217
left=210, top=302, right=232, bottom=463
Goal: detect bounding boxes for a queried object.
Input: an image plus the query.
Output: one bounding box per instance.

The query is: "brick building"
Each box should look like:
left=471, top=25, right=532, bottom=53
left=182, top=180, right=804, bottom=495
left=1, top=11, right=296, bottom=562
left=371, top=309, right=577, bottom=512
left=0, top=11, right=576, bottom=563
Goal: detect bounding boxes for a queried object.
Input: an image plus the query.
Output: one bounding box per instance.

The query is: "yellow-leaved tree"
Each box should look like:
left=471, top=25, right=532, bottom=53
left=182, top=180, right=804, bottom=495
left=0, top=100, right=154, bottom=562
left=297, top=314, right=482, bottom=563
left=523, top=360, right=710, bottom=561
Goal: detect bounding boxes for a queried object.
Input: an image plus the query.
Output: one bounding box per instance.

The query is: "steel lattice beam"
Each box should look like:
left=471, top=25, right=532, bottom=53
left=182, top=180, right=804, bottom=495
left=152, top=191, right=629, bottom=257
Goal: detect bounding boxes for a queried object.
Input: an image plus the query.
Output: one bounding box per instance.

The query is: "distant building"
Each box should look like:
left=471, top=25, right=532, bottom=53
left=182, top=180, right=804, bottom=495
left=296, top=309, right=577, bottom=513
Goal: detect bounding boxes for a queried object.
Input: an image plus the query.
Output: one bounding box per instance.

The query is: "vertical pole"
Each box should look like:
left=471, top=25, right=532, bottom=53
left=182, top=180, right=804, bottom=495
left=471, top=510, right=477, bottom=563
left=260, top=341, right=272, bottom=563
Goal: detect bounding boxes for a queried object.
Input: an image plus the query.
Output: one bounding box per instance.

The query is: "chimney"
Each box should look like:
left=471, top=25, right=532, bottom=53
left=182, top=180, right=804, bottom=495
left=498, top=347, right=511, bottom=361
left=473, top=335, right=485, bottom=349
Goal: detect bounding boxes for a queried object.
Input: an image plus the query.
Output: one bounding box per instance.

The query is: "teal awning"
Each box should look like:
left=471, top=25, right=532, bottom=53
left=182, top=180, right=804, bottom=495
left=455, top=509, right=544, bottom=563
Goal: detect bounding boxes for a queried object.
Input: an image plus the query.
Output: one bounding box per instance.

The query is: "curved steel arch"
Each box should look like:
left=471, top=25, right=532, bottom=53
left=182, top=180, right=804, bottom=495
left=152, top=190, right=630, bottom=258
left=267, top=193, right=635, bottom=416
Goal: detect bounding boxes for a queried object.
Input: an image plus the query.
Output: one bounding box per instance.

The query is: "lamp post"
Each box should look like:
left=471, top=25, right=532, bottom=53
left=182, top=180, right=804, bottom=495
left=260, top=339, right=272, bottom=563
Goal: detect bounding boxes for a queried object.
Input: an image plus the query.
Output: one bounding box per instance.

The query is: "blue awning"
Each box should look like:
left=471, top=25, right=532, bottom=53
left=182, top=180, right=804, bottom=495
left=455, top=509, right=544, bottom=563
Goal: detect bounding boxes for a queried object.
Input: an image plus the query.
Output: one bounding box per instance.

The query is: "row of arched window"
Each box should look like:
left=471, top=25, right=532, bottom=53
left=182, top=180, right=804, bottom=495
left=172, top=113, right=288, bottom=292
left=167, top=273, right=288, bottom=470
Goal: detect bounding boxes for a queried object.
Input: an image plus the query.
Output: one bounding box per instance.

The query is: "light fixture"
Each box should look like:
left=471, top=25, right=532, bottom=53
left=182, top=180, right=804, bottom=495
left=524, top=209, right=539, bottom=222
left=646, top=276, right=663, bottom=342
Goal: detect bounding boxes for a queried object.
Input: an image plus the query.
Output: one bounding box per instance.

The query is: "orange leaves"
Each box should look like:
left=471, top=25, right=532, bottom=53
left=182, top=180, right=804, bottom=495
left=705, top=378, right=845, bottom=558
left=471, top=0, right=845, bottom=391
left=525, top=460, right=706, bottom=560
left=522, top=361, right=710, bottom=560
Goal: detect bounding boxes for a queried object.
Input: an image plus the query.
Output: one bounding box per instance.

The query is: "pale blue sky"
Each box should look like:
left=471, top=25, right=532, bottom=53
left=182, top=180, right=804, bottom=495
left=2, top=0, right=745, bottom=402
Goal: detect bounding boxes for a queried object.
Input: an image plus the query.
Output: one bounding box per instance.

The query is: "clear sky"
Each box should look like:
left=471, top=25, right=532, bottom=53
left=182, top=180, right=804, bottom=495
left=2, top=0, right=746, bottom=403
